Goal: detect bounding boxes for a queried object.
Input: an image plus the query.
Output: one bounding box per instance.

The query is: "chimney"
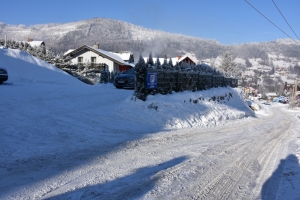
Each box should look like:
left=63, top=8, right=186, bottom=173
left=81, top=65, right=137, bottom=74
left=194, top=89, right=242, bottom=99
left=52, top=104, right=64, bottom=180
left=177, top=55, right=181, bottom=60
left=93, top=44, right=99, bottom=49
left=28, top=38, right=33, bottom=42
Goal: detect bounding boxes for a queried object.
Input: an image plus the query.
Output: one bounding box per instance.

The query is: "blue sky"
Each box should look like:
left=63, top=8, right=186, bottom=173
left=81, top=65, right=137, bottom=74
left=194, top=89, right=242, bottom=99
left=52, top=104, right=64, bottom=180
left=1, top=0, right=299, bottom=45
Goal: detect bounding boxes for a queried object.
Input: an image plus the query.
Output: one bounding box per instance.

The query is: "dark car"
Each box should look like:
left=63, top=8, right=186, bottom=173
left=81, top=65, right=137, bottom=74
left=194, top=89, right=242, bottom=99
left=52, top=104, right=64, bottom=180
left=0, top=67, right=8, bottom=85
left=114, top=68, right=135, bottom=89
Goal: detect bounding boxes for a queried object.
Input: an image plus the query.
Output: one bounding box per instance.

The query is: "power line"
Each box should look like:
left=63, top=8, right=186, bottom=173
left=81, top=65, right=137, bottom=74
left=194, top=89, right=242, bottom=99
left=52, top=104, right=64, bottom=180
left=244, top=0, right=299, bottom=44
left=272, top=0, right=300, bottom=41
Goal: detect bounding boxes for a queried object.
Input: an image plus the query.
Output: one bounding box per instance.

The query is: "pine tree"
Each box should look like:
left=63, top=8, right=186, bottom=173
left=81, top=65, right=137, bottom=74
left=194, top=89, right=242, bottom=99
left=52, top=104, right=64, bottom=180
left=162, top=55, right=168, bottom=69
left=128, top=53, right=134, bottom=63
left=168, top=58, right=173, bottom=69
left=155, top=55, right=161, bottom=69
left=24, top=42, right=29, bottom=52
left=147, top=51, right=154, bottom=66
left=174, top=62, right=180, bottom=71
left=36, top=45, right=46, bottom=59
left=134, top=54, right=147, bottom=101
left=14, top=41, right=19, bottom=49
left=45, top=47, right=55, bottom=63
left=219, top=52, right=238, bottom=77
left=19, top=42, right=25, bottom=51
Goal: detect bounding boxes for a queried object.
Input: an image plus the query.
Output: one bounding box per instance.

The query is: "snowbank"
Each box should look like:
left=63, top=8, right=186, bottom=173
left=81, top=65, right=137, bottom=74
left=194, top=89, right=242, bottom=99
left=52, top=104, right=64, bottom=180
left=246, top=99, right=260, bottom=111
left=0, top=48, right=83, bottom=85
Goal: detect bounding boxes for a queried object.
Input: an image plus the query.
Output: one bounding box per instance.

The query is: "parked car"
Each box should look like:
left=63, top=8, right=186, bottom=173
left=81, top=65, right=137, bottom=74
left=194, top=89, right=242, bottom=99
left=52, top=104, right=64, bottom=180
left=114, top=68, right=135, bottom=89
left=0, top=67, right=8, bottom=84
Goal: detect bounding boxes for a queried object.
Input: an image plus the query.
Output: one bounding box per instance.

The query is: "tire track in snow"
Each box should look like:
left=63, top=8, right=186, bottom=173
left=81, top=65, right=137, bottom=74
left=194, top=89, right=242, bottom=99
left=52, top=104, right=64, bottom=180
left=187, top=111, right=292, bottom=199
left=142, top=108, right=293, bottom=199
left=8, top=106, right=294, bottom=199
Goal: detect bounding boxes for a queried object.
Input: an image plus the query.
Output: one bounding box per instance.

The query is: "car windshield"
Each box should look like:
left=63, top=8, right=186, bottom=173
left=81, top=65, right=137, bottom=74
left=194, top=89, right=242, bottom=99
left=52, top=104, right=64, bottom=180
left=122, top=68, right=135, bottom=74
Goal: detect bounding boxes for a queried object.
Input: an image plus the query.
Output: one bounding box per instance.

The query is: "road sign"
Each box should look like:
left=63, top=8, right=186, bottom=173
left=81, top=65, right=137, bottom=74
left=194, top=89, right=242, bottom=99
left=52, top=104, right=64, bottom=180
left=146, top=72, right=157, bottom=89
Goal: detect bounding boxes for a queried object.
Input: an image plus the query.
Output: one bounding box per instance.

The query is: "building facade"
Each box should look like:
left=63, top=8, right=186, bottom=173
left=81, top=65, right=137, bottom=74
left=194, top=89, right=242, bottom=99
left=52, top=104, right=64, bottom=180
left=64, top=45, right=133, bottom=72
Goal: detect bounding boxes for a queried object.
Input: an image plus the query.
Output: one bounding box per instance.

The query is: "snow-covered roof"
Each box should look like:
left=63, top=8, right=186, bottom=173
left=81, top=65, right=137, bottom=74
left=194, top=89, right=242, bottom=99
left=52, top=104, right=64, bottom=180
left=178, top=54, right=198, bottom=64
left=64, top=49, right=75, bottom=56
left=28, top=41, right=45, bottom=47
left=111, top=51, right=131, bottom=61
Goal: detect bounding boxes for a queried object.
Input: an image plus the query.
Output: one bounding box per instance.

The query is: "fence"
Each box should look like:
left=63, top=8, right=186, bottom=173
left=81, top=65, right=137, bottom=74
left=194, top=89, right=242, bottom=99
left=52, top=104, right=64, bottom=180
left=135, top=68, right=238, bottom=101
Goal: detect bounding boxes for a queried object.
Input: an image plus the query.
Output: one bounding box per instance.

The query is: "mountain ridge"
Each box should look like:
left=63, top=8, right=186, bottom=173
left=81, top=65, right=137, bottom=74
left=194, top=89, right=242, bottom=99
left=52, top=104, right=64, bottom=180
left=0, top=18, right=299, bottom=61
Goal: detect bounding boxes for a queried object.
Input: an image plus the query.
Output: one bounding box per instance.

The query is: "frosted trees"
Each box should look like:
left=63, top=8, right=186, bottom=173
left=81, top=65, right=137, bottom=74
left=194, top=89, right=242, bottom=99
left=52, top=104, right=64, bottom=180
left=155, top=55, right=161, bottom=69
left=219, top=52, right=240, bottom=78
left=134, top=54, right=147, bottom=101
left=161, top=55, right=168, bottom=69
left=168, top=57, right=173, bottom=68
left=128, top=53, right=134, bottom=63
left=147, top=51, right=154, bottom=66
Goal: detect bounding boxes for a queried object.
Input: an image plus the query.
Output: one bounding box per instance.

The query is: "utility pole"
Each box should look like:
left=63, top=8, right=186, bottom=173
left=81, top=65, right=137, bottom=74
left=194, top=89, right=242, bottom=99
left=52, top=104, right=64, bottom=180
left=291, top=79, right=298, bottom=109
left=295, top=79, right=298, bottom=101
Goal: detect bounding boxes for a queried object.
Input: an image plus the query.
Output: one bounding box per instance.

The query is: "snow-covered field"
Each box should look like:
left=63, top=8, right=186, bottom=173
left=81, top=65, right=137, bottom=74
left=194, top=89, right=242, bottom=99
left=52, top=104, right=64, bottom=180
left=1, top=49, right=300, bottom=199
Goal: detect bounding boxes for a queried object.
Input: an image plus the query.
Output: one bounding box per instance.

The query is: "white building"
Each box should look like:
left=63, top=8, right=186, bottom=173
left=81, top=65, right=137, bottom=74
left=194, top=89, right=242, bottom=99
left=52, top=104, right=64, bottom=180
left=64, top=45, right=133, bottom=72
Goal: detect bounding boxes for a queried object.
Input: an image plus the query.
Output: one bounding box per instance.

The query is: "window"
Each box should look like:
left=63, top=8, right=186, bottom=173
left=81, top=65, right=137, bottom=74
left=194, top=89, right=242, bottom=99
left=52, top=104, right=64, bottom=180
left=91, top=57, right=96, bottom=63
left=91, top=57, right=96, bottom=67
left=78, top=57, right=83, bottom=63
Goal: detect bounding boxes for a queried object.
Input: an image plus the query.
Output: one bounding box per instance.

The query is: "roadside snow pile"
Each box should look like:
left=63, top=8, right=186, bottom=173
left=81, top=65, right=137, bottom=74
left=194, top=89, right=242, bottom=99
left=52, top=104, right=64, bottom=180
left=0, top=48, right=83, bottom=85
left=246, top=99, right=260, bottom=111
left=124, top=87, right=254, bottom=129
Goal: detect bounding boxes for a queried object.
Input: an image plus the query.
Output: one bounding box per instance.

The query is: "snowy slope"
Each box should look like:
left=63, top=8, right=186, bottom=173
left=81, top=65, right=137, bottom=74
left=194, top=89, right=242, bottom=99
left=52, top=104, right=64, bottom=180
left=0, top=48, right=299, bottom=199
left=0, top=48, right=83, bottom=85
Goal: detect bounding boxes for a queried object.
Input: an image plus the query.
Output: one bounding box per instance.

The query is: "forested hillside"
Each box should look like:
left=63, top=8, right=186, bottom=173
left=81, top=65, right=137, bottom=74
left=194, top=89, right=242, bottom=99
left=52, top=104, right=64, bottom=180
left=1, top=18, right=299, bottom=61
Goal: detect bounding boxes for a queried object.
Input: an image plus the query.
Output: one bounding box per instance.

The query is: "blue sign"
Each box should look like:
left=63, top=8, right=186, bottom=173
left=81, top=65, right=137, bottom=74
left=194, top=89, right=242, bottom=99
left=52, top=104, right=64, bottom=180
left=146, top=72, right=157, bottom=89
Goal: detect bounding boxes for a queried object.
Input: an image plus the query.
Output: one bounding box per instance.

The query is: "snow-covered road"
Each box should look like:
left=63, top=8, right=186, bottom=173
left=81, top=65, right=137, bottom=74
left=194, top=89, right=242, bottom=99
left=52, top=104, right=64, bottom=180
left=1, top=49, right=300, bottom=199
left=42, top=106, right=298, bottom=200
left=1, top=101, right=299, bottom=199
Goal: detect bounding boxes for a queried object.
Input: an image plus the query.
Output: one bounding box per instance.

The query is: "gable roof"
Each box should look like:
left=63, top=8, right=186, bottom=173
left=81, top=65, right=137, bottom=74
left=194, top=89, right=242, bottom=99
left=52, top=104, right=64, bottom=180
left=178, top=54, right=198, bottom=64
left=64, top=45, right=131, bottom=66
